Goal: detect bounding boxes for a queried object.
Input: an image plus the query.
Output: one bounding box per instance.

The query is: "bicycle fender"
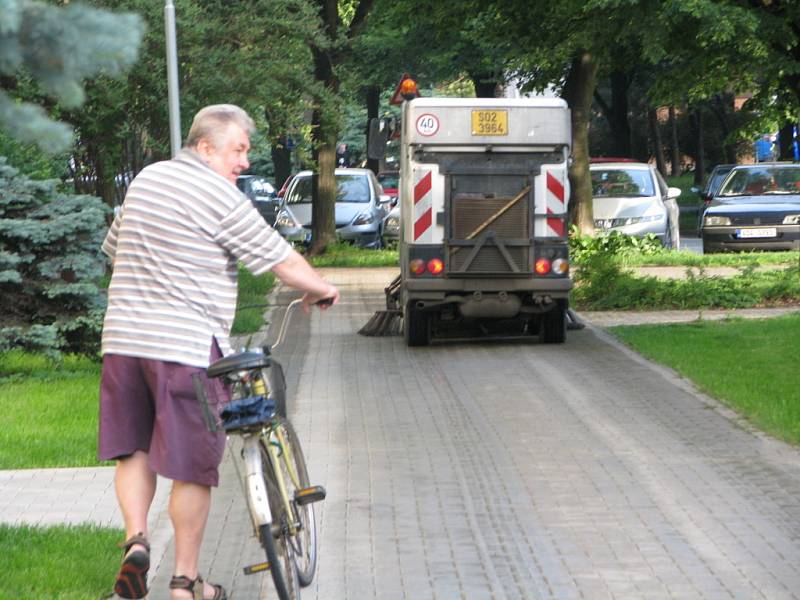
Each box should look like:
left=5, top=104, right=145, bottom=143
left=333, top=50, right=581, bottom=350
left=242, top=437, right=273, bottom=526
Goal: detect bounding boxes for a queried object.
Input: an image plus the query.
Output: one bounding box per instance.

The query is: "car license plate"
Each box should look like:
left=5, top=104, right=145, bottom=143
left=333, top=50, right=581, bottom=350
left=736, top=227, right=777, bottom=239
left=471, top=110, right=508, bottom=136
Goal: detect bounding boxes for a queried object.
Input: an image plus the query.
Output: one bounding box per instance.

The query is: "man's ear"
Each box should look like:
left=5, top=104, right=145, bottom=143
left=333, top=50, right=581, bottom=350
left=195, top=138, right=214, bottom=157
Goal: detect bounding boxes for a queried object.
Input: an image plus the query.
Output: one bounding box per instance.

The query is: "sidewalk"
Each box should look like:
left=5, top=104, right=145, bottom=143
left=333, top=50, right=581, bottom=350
left=1, top=299, right=797, bottom=598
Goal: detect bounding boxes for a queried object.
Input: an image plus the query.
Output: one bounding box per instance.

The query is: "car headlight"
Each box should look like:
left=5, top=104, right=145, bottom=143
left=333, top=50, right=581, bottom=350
left=385, top=216, right=400, bottom=231
left=783, top=214, right=800, bottom=224
left=704, top=215, right=732, bottom=226
left=274, top=211, right=298, bottom=228
left=352, top=212, right=375, bottom=226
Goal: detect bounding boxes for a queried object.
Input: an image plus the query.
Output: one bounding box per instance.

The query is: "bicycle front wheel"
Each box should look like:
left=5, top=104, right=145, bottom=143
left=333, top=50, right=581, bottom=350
left=273, top=418, right=318, bottom=586
left=259, top=441, right=301, bottom=600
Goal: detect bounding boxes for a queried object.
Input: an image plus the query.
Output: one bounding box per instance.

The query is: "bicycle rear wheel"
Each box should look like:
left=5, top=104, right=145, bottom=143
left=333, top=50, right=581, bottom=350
left=273, top=418, right=318, bottom=586
left=259, top=441, right=301, bottom=600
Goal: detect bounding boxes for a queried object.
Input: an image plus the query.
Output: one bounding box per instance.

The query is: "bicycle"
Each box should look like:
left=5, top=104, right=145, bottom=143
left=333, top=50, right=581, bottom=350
left=193, top=298, right=327, bottom=600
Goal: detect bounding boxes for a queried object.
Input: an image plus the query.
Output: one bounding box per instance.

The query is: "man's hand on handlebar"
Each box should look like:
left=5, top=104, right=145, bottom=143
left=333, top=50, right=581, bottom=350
left=301, top=285, right=339, bottom=313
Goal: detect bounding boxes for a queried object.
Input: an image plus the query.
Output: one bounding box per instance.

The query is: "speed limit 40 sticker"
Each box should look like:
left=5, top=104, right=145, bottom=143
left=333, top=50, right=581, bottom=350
left=416, top=113, right=439, bottom=136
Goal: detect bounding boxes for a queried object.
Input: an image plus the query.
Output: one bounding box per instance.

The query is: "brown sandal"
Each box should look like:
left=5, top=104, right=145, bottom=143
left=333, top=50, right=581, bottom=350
left=114, top=532, right=150, bottom=599
left=169, top=575, right=227, bottom=600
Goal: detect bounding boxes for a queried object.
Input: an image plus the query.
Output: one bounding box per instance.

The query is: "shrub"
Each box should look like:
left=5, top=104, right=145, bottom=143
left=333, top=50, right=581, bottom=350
left=569, top=226, right=664, bottom=264
left=0, top=158, right=108, bottom=356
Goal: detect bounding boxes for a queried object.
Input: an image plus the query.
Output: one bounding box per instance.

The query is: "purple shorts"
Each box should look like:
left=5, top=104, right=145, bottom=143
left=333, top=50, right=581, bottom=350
left=98, top=343, right=226, bottom=486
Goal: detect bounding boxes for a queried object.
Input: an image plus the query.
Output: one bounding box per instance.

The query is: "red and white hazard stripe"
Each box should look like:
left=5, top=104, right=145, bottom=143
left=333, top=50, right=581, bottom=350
left=413, top=170, right=433, bottom=241
left=545, top=170, right=566, bottom=237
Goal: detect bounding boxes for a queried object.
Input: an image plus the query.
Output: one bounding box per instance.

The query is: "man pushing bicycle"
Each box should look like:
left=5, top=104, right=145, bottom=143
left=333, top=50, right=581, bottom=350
left=98, top=104, right=338, bottom=600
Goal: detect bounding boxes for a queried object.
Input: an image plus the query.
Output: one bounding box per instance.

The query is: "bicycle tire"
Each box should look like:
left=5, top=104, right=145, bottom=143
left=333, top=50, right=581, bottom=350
left=273, top=418, right=318, bottom=586
left=259, top=442, right=301, bottom=600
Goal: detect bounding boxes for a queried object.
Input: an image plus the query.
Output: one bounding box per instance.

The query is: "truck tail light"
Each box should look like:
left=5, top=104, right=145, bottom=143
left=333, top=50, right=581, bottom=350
left=534, top=258, right=551, bottom=275
left=551, top=258, right=569, bottom=274
left=427, top=258, right=444, bottom=275
left=409, top=259, right=426, bottom=275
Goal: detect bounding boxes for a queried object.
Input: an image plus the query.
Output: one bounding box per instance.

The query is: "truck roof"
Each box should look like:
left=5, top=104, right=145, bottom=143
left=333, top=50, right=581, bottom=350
left=409, top=97, right=568, bottom=109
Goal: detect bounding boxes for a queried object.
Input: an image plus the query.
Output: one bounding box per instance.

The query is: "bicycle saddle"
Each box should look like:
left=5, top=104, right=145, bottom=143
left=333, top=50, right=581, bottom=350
left=207, top=351, right=271, bottom=378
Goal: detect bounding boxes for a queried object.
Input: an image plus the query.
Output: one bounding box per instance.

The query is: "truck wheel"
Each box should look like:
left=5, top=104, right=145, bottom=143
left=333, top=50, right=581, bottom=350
left=404, top=304, right=430, bottom=347
left=540, top=303, right=566, bottom=344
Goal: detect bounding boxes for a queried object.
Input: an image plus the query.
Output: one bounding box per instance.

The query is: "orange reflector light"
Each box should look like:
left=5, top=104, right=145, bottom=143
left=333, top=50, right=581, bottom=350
left=534, top=258, right=551, bottom=275
left=427, top=258, right=444, bottom=275
left=400, top=78, right=418, bottom=99
left=409, top=258, right=426, bottom=275
left=552, top=258, right=569, bottom=274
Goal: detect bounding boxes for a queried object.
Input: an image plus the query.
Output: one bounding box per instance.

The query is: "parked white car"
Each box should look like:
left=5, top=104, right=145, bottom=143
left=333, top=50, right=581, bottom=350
left=590, top=160, right=681, bottom=248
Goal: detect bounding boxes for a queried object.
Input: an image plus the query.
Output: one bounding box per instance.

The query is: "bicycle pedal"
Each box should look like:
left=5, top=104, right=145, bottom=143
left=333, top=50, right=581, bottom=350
left=295, top=485, right=326, bottom=505
left=243, top=561, right=270, bottom=575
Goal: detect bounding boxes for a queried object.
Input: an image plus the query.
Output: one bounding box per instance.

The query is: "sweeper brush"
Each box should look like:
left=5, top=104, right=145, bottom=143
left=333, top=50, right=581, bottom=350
left=358, top=274, right=403, bottom=336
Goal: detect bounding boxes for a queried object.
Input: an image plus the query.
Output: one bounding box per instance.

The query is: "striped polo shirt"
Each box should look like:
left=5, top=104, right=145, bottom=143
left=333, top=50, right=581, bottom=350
left=101, top=149, right=291, bottom=367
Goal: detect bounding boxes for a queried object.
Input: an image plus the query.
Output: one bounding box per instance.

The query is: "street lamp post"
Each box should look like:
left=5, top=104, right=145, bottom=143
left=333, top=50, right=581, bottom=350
left=165, top=0, right=181, bottom=157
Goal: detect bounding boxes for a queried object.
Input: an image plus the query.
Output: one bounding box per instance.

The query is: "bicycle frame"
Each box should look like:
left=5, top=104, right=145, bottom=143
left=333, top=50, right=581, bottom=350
left=236, top=422, right=302, bottom=535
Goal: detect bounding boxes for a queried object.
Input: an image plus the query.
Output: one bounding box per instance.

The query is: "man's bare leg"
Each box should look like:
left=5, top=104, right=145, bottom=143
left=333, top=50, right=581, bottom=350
left=169, top=481, right=218, bottom=599
left=115, top=450, right=156, bottom=550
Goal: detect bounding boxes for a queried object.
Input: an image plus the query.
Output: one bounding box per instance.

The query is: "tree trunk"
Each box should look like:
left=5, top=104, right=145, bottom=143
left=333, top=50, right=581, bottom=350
left=561, top=51, right=598, bottom=236
left=669, top=105, right=681, bottom=176
left=648, top=108, right=667, bottom=178
left=309, top=101, right=338, bottom=255
left=365, top=85, right=380, bottom=174
left=470, top=70, right=501, bottom=98
left=778, top=121, right=794, bottom=161
left=691, top=105, right=705, bottom=185
left=271, top=139, right=292, bottom=190
left=606, top=71, right=632, bottom=157
left=709, top=93, right=734, bottom=163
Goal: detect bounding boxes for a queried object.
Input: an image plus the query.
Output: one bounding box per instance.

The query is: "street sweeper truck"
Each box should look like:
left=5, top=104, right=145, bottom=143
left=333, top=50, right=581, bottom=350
left=361, top=96, right=574, bottom=346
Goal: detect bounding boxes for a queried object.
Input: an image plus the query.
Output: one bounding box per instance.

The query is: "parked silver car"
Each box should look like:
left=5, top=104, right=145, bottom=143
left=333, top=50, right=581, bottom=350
left=381, top=204, right=400, bottom=247
left=590, top=161, right=681, bottom=248
left=274, top=169, right=391, bottom=249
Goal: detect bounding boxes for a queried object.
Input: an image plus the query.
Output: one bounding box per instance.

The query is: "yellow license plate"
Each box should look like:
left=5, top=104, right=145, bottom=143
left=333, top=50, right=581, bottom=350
left=471, top=110, right=508, bottom=136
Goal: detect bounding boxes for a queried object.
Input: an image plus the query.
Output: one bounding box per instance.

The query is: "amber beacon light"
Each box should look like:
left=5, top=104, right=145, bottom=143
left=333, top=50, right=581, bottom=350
left=400, top=78, right=418, bottom=100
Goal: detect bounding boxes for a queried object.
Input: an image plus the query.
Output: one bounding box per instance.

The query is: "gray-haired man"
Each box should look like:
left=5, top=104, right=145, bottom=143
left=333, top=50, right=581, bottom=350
left=99, top=104, right=338, bottom=600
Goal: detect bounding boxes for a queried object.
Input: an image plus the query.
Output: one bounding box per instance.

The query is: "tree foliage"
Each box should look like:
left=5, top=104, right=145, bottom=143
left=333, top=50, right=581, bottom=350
left=65, top=0, right=319, bottom=206
left=0, top=159, right=108, bottom=356
left=0, top=0, right=143, bottom=151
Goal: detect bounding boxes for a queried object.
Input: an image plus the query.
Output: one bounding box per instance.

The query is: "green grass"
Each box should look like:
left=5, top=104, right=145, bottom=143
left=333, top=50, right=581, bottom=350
left=0, top=351, right=102, bottom=469
left=610, top=313, right=800, bottom=445
left=0, top=524, right=123, bottom=600
left=306, top=242, right=399, bottom=268
left=231, top=266, right=276, bottom=335
left=667, top=173, right=701, bottom=207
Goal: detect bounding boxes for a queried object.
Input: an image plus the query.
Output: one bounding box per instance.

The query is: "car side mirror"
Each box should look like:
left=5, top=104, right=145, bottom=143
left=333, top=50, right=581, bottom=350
left=379, top=194, right=393, bottom=205
left=667, top=186, right=682, bottom=199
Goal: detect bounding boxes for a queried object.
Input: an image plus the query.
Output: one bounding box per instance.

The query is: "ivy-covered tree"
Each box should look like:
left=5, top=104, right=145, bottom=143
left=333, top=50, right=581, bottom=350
left=0, top=159, right=108, bottom=355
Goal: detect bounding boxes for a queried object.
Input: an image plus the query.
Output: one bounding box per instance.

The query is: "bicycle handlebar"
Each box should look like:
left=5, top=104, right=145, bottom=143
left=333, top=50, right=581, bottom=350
left=269, top=297, right=332, bottom=353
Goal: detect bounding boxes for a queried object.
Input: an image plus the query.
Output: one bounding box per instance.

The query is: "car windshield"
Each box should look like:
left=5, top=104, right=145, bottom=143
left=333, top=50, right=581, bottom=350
left=718, top=166, right=800, bottom=196
left=591, top=168, right=655, bottom=197
left=707, top=167, right=734, bottom=195
left=378, top=173, right=398, bottom=189
left=286, top=175, right=371, bottom=204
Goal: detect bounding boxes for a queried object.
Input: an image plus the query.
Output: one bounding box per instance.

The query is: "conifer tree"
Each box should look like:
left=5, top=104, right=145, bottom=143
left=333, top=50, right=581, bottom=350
left=0, top=0, right=142, bottom=355
left=0, top=158, right=108, bottom=355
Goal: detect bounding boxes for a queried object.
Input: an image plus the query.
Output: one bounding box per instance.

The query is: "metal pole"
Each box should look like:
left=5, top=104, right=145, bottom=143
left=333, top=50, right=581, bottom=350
left=165, top=0, right=181, bottom=157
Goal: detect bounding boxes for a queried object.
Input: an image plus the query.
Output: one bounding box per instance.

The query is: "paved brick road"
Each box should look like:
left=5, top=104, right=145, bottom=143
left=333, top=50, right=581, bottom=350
left=148, top=267, right=800, bottom=599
